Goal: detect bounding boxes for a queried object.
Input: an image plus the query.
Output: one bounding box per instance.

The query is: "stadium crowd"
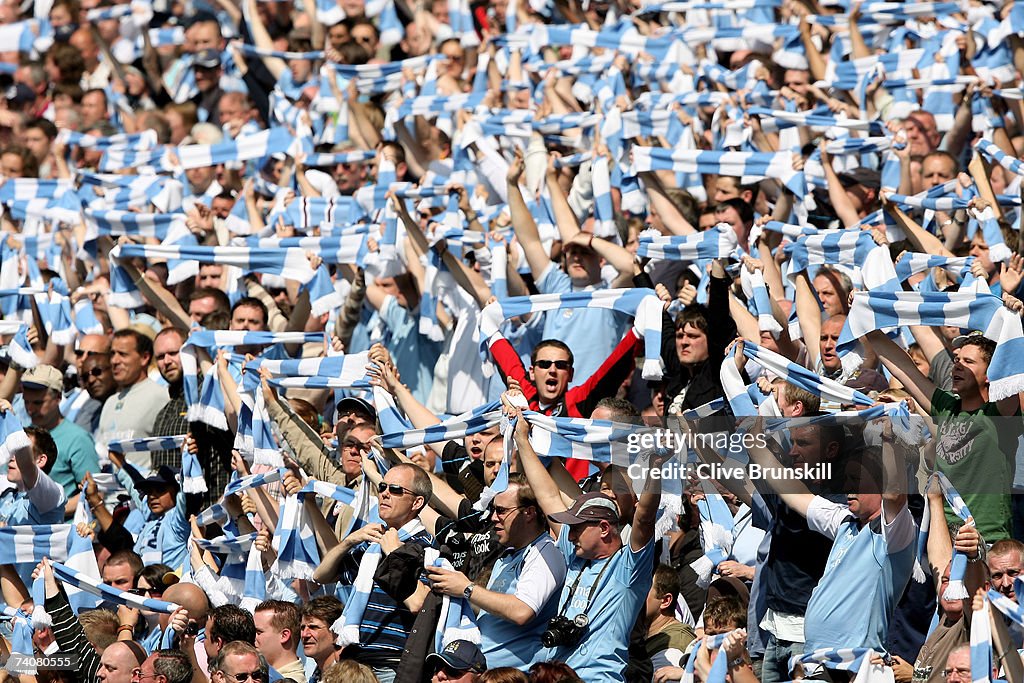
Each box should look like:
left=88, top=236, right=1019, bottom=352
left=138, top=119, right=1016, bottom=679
left=3, top=0, right=1024, bottom=682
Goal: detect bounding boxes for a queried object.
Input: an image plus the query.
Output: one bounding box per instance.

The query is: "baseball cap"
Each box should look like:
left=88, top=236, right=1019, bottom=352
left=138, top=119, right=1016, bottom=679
left=337, top=396, right=377, bottom=423
left=837, top=167, right=881, bottom=190
left=193, top=48, right=221, bottom=69
left=5, top=83, right=35, bottom=107
left=951, top=331, right=985, bottom=349
left=136, top=466, right=181, bottom=494
left=425, top=640, right=487, bottom=675
left=548, top=492, right=620, bottom=526
left=21, top=365, right=63, bottom=393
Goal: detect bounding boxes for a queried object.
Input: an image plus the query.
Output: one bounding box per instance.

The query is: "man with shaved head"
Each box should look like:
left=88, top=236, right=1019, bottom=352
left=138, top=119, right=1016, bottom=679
left=69, top=333, right=111, bottom=433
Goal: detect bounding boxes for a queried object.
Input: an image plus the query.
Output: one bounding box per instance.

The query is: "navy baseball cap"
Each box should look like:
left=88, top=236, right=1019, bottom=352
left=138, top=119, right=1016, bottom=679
left=425, top=640, right=487, bottom=674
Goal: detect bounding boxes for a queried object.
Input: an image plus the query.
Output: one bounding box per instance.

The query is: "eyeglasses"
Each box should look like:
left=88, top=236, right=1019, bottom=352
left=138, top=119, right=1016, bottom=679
left=221, top=672, right=265, bottom=682
left=132, top=670, right=159, bottom=680
left=492, top=505, right=522, bottom=519
left=342, top=439, right=370, bottom=453
left=439, top=665, right=472, bottom=678
left=533, top=359, right=571, bottom=370
left=942, top=668, right=971, bottom=679
left=75, top=349, right=107, bottom=358
left=378, top=482, right=416, bottom=497
left=84, top=367, right=109, bottom=378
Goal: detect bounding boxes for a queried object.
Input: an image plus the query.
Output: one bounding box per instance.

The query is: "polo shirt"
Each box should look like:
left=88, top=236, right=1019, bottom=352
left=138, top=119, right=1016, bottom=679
left=479, top=531, right=567, bottom=669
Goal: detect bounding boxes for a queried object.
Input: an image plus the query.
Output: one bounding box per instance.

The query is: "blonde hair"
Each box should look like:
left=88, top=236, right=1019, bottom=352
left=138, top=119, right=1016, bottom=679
left=320, top=661, right=379, bottom=683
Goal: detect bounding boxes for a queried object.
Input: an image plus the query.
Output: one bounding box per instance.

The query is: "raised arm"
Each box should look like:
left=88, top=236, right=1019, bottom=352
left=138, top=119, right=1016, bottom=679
left=509, top=402, right=569, bottom=537
left=865, top=330, right=936, bottom=413
left=507, top=150, right=552, bottom=281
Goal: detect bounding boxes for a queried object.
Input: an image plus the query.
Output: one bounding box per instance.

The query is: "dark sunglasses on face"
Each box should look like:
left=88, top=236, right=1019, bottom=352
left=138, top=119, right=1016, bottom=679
left=533, top=359, right=571, bottom=370
left=85, top=367, right=109, bottom=378
left=378, top=482, right=416, bottom=497
left=223, top=672, right=265, bottom=682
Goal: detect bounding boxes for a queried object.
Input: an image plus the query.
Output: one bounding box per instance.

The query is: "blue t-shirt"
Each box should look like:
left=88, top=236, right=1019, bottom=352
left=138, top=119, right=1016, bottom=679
left=803, top=499, right=917, bottom=653
left=543, top=526, right=655, bottom=682
left=49, top=419, right=99, bottom=497
left=536, top=264, right=630, bottom=387
left=479, top=532, right=567, bottom=669
left=380, top=296, right=441, bottom=405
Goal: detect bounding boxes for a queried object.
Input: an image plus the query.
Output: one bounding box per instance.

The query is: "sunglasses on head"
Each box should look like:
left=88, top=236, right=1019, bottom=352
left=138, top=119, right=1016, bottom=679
left=378, top=482, right=416, bottom=497
left=533, top=359, right=570, bottom=370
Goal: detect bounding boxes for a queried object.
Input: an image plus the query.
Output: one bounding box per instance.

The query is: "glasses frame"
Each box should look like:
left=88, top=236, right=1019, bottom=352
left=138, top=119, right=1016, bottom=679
left=378, top=482, right=417, bottom=497
left=533, top=359, right=571, bottom=371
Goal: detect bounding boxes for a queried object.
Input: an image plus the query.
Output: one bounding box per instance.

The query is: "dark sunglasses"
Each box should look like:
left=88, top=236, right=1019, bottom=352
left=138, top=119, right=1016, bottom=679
left=533, top=359, right=571, bottom=370
left=378, top=482, right=416, bottom=497
left=84, top=367, right=109, bottom=378
left=75, top=349, right=107, bottom=358
left=223, top=672, right=264, bottom=682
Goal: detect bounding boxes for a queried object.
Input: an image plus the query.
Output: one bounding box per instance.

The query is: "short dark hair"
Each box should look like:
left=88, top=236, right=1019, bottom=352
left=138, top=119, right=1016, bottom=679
left=530, top=339, right=574, bottom=367
left=25, top=118, right=57, bottom=140
left=959, top=336, right=996, bottom=365
left=106, top=550, right=144, bottom=576
left=301, top=596, right=344, bottom=626
left=112, top=328, right=153, bottom=361
left=208, top=605, right=256, bottom=647
left=715, top=197, right=754, bottom=226
left=135, top=563, right=173, bottom=591
left=24, top=426, right=58, bottom=473
left=651, top=564, right=681, bottom=608
left=153, top=649, right=193, bottom=683
left=703, top=595, right=746, bottom=633
left=189, top=287, right=231, bottom=314
left=230, top=296, right=268, bottom=327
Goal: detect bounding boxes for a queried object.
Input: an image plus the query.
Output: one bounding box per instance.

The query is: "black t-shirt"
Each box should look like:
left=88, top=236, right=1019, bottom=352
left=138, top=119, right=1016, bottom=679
left=435, top=498, right=503, bottom=582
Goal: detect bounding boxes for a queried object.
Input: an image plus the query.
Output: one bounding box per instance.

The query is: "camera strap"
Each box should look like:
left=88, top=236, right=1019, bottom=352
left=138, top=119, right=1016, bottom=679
left=556, top=550, right=618, bottom=618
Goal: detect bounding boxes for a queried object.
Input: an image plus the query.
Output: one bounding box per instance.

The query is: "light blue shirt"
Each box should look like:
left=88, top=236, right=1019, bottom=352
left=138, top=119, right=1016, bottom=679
left=803, top=499, right=917, bottom=653
left=116, top=467, right=190, bottom=570
left=380, top=295, right=441, bottom=405
left=543, top=526, right=655, bottom=682
left=479, top=532, right=567, bottom=669
left=536, top=264, right=630, bottom=387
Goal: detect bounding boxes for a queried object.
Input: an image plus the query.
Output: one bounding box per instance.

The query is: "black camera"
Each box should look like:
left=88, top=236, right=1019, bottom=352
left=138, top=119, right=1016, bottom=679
left=540, top=614, right=588, bottom=648
left=185, top=623, right=201, bottom=636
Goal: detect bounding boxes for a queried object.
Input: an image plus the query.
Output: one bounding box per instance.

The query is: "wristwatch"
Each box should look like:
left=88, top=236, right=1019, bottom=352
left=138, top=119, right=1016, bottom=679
left=463, top=584, right=475, bottom=600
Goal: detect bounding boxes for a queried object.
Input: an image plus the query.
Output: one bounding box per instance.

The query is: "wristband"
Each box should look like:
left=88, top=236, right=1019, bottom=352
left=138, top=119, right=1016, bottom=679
left=118, top=625, right=135, bottom=634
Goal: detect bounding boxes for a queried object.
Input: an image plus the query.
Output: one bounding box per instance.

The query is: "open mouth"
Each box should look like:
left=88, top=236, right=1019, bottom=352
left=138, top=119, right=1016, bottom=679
left=544, top=378, right=559, bottom=392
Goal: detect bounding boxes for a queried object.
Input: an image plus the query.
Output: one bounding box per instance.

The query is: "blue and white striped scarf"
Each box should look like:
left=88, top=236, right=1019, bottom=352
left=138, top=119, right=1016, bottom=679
left=918, top=472, right=974, bottom=600
left=478, top=288, right=665, bottom=380
left=0, top=321, right=38, bottom=368
left=631, top=147, right=807, bottom=197
left=971, top=595, right=992, bottom=683
left=0, top=525, right=70, bottom=565
left=785, top=229, right=877, bottom=282
left=84, top=209, right=186, bottom=241
left=180, top=331, right=325, bottom=427
left=239, top=541, right=267, bottom=613
left=722, top=341, right=875, bottom=417
left=0, top=408, right=32, bottom=463
left=113, top=244, right=317, bottom=284
left=331, top=518, right=427, bottom=647
left=101, top=127, right=309, bottom=173
left=50, top=561, right=180, bottom=613
left=425, top=548, right=481, bottom=649
left=381, top=401, right=502, bottom=449
left=690, top=480, right=736, bottom=589
left=242, top=352, right=370, bottom=390
left=637, top=225, right=739, bottom=261
left=739, top=266, right=782, bottom=336
left=66, top=502, right=102, bottom=613
left=838, top=290, right=1006, bottom=353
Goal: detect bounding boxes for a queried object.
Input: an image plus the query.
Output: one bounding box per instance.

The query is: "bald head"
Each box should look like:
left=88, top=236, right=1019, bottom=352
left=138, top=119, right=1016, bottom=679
left=98, top=641, right=145, bottom=683
left=163, top=583, right=210, bottom=622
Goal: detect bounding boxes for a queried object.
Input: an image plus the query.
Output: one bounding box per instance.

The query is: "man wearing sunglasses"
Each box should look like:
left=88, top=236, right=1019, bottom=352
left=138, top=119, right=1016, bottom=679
left=425, top=640, right=486, bottom=683
left=313, top=464, right=435, bottom=683
left=426, top=473, right=567, bottom=670
left=209, top=642, right=267, bottom=683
